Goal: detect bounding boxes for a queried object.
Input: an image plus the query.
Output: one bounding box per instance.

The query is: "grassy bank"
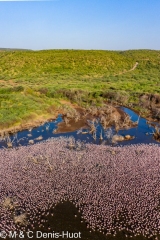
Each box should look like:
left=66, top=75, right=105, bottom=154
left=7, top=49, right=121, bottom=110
left=0, top=49, right=160, bottom=130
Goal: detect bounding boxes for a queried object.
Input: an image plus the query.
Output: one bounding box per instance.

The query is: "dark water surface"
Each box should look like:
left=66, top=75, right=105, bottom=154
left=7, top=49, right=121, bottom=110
left=5, top=201, right=148, bottom=240
left=0, top=107, right=160, bottom=148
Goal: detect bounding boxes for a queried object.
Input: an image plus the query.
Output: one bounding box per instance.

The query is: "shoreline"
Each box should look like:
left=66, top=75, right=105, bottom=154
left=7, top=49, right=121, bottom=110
left=0, top=114, right=58, bottom=137
left=0, top=100, right=82, bottom=137
left=0, top=101, right=159, bottom=137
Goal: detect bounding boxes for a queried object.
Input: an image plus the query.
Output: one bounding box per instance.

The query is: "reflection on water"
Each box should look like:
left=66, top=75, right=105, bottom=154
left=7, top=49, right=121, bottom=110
left=118, top=107, right=159, bottom=145
left=0, top=107, right=160, bottom=149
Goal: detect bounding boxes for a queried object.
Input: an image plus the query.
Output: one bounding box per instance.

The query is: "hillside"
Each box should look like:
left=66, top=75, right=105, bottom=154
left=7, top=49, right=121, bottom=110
left=0, top=49, right=160, bottom=130
left=0, top=48, right=32, bottom=51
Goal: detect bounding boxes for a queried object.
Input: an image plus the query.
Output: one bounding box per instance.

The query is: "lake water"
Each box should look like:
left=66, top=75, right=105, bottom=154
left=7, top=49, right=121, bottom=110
left=0, top=107, right=159, bottom=148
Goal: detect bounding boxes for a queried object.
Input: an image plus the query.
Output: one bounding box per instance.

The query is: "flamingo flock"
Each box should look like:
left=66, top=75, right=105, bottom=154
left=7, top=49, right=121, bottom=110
left=0, top=137, right=159, bottom=239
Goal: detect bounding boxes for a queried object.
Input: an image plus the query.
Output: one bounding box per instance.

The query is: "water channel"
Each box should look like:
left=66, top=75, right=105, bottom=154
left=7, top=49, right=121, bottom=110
left=0, top=107, right=160, bottom=149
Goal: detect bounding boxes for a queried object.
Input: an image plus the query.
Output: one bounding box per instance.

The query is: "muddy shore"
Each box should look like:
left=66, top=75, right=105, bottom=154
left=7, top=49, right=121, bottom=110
left=0, top=101, right=159, bottom=137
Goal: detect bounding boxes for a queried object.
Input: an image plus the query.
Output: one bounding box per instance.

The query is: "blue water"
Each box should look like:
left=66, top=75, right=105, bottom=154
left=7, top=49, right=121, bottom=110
left=118, top=107, right=159, bottom=145
left=0, top=107, right=159, bottom=148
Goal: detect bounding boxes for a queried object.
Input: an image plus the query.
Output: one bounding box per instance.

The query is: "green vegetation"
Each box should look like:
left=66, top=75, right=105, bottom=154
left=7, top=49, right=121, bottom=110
left=0, top=49, right=160, bottom=129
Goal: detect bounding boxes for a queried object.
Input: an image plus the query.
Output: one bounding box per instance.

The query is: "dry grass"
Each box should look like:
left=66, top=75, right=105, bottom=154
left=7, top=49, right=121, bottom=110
left=2, top=197, right=17, bottom=210
left=14, top=213, right=28, bottom=226
left=3, top=197, right=15, bottom=210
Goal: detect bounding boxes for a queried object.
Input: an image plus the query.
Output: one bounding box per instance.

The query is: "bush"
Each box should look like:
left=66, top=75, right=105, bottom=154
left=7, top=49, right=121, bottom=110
left=38, top=88, right=48, bottom=95
left=12, top=86, right=24, bottom=92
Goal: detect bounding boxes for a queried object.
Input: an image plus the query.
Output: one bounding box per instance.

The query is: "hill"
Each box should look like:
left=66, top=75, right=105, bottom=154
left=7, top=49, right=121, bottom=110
left=0, top=48, right=32, bottom=51
left=0, top=49, right=160, bottom=130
